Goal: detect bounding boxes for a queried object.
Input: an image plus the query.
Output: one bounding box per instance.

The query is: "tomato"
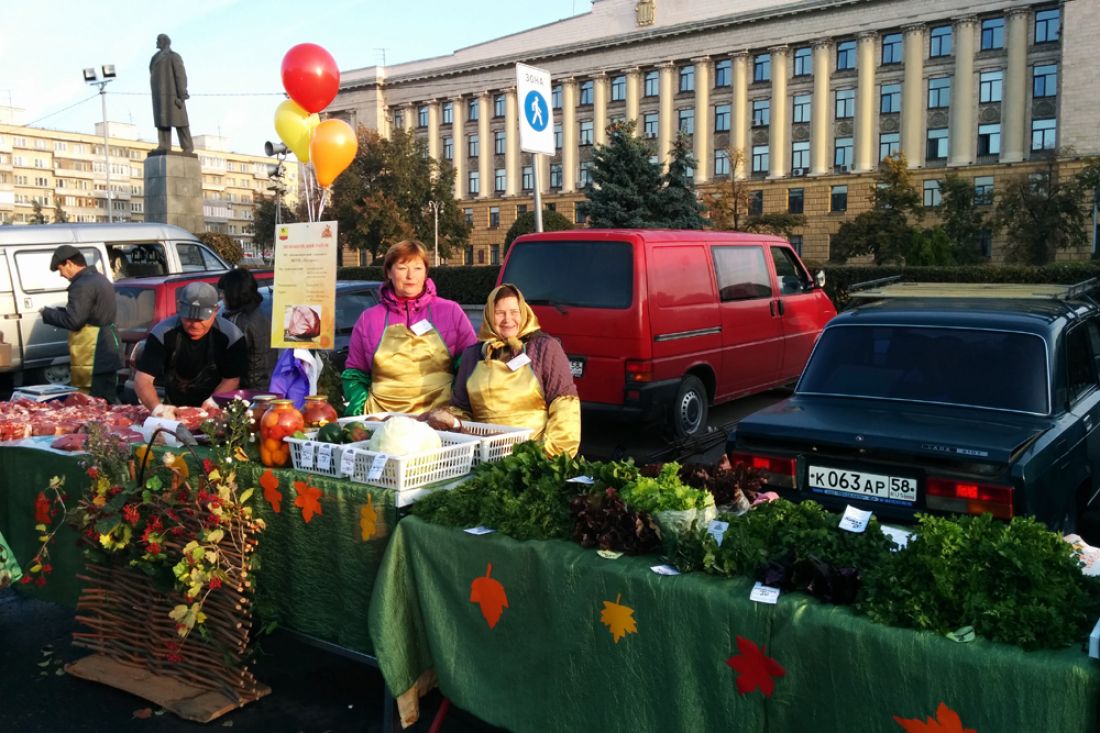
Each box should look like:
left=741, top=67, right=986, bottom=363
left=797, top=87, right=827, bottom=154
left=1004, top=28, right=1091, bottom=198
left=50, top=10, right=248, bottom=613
left=259, top=446, right=272, bottom=465
left=262, top=437, right=281, bottom=454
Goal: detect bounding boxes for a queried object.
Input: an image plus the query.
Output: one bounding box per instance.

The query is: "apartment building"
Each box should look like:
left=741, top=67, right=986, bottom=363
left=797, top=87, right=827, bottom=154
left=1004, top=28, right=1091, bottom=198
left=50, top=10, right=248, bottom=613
left=330, top=0, right=1099, bottom=264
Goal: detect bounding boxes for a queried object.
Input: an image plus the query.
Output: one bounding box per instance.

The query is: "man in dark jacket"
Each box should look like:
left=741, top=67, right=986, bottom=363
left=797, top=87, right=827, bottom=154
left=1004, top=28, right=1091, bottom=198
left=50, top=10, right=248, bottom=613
left=41, top=245, right=122, bottom=401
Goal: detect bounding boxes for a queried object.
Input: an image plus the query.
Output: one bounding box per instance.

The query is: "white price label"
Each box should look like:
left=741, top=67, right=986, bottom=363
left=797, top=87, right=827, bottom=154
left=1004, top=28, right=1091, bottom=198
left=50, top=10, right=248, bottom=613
left=506, top=353, right=532, bottom=371
left=567, top=475, right=595, bottom=485
left=649, top=564, right=681, bottom=576
left=299, top=442, right=315, bottom=469
left=707, top=520, right=730, bottom=547
left=339, top=448, right=357, bottom=477
left=316, top=444, right=333, bottom=471
left=839, top=505, right=872, bottom=533
left=410, top=319, right=433, bottom=336
left=365, top=453, right=388, bottom=481
left=464, top=526, right=496, bottom=535
left=749, top=581, right=781, bottom=605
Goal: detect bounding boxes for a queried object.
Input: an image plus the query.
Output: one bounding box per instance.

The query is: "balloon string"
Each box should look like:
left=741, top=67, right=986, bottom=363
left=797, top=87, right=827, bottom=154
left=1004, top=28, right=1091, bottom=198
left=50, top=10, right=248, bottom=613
left=304, top=164, right=316, bottom=222
left=317, top=188, right=329, bottom=221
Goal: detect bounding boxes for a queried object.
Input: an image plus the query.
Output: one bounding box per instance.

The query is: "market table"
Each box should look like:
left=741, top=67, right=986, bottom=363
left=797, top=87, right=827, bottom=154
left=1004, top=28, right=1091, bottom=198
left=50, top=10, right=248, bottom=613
left=369, top=516, right=1100, bottom=733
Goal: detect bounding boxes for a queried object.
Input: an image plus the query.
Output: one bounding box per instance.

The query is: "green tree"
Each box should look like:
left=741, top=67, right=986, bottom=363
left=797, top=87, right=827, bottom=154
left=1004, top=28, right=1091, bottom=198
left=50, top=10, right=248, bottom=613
left=703, top=147, right=751, bottom=230
left=937, top=173, right=987, bottom=264
left=31, top=200, right=48, bottom=224
left=197, top=232, right=244, bottom=266
left=251, top=196, right=297, bottom=259
left=52, top=202, right=69, bottom=224
left=657, top=132, right=706, bottom=229
left=504, top=209, right=574, bottom=252
left=743, top=212, right=807, bottom=239
left=831, top=154, right=921, bottom=264
left=584, top=120, right=663, bottom=228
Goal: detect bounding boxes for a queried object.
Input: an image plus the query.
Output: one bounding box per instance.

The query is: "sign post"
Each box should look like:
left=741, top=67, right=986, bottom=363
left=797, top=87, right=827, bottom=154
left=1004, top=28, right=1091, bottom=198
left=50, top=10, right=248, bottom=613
left=516, top=63, right=555, bottom=233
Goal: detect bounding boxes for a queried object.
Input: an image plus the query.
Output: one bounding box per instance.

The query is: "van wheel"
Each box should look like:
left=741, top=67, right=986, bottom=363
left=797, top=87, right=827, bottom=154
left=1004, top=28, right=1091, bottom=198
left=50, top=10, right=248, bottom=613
left=28, top=365, right=71, bottom=386
left=669, top=375, right=708, bottom=439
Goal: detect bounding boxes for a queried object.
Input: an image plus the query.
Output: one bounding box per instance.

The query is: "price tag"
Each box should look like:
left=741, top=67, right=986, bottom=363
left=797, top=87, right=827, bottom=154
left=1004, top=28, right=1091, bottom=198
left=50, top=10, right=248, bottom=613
left=365, top=453, right=388, bottom=481
left=339, top=448, right=357, bottom=477
left=839, top=505, right=872, bottom=533
left=506, top=352, right=532, bottom=371
left=299, top=442, right=315, bottom=469
left=749, top=581, right=781, bottom=605
left=707, top=520, right=730, bottom=547
left=464, top=526, right=495, bottom=535
left=596, top=549, right=623, bottom=560
left=567, top=475, right=595, bottom=485
left=316, top=444, right=333, bottom=471
left=410, top=319, right=433, bottom=336
left=649, top=564, right=681, bottom=576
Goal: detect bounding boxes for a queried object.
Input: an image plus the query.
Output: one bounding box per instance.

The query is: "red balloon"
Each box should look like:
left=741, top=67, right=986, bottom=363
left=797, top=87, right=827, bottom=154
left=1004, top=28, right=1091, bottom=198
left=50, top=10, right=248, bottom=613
left=281, top=44, right=340, bottom=114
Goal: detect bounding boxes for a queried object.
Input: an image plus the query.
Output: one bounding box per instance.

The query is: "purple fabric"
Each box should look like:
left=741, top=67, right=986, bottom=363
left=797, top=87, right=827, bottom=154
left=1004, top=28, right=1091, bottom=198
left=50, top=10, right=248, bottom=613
left=344, top=278, right=477, bottom=373
left=451, top=332, right=578, bottom=413
left=268, top=349, right=309, bottom=408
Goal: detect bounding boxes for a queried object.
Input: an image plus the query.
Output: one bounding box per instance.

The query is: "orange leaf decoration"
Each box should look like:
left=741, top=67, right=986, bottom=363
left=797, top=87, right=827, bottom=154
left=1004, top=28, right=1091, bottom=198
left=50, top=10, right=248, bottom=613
left=894, top=703, right=977, bottom=733
left=360, top=495, right=378, bottom=540
left=469, top=563, right=508, bottom=629
left=599, top=593, right=638, bottom=643
left=260, top=469, right=282, bottom=513
left=726, top=636, right=785, bottom=697
left=293, top=480, right=323, bottom=523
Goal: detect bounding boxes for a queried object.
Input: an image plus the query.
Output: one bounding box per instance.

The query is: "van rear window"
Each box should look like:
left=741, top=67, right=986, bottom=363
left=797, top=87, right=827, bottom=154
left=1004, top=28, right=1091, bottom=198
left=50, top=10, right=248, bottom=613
left=502, top=241, right=632, bottom=309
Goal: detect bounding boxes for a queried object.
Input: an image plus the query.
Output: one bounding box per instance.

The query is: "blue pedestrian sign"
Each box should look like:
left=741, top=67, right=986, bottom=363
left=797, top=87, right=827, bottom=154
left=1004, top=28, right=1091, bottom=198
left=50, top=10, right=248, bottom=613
left=516, top=63, right=555, bottom=155
left=524, top=90, right=549, bottom=132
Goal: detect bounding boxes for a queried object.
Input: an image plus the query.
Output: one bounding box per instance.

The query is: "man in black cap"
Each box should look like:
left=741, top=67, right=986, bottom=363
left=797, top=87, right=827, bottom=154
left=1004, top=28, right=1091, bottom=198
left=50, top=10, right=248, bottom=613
left=134, top=281, right=248, bottom=415
left=41, top=245, right=121, bottom=401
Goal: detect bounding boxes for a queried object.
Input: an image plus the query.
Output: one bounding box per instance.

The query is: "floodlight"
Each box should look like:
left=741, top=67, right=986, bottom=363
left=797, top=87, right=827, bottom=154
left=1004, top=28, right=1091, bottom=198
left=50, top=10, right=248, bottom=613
left=82, top=68, right=97, bottom=82
left=101, top=65, right=116, bottom=79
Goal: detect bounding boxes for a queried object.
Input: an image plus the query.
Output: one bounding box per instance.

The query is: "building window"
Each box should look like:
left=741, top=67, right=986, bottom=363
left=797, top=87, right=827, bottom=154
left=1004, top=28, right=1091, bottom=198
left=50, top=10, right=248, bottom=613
left=1033, top=64, right=1058, bottom=98
left=788, top=235, right=804, bottom=255
left=981, top=17, right=1005, bottom=51
left=490, top=244, right=501, bottom=265
left=831, top=185, right=848, bottom=212
left=923, top=179, right=942, bottom=207
left=793, top=47, right=812, bottom=77
left=880, top=83, right=901, bottom=114
left=552, top=85, right=562, bottom=109
left=554, top=123, right=563, bottom=150
left=494, top=169, right=506, bottom=192
left=579, top=120, right=594, bottom=145
left=522, top=166, right=533, bottom=191
left=974, top=176, right=994, bottom=205
left=442, top=101, right=453, bottom=125
left=489, top=206, right=501, bottom=228
left=393, top=110, right=405, bottom=129
left=417, top=105, right=428, bottom=128
left=793, top=94, right=812, bottom=123
left=834, top=88, right=855, bottom=119
left=751, top=145, right=769, bottom=174
left=1031, top=118, right=1056, bottom=151
left=517, top=204, right=528, bottom=215
left=714, top=59, right=731, bottom=87
left=549, top=164, right=562, bottom=188
left=748, top=190, right=764, bottom=216
left=678, top=108, right=694, bottom=134
left=464, top=246, right=474, bottom=265
left=468, top=134, right=479, bottom=157
left=753, top=53, right=771, bottom=82
left=575, top=202, right=589, bottom=224
left=464, top=208, right=474, bottom=226
left=788, top=188, right=805, bottom=214
left=836, top=40, right=857, bottom=70
left=879, top=132, right=900, bottom=161
left=714, top=103, right=731, bottom=132
left=1035, top=8, right=1061, bottom=44
left=978, top=229, right=993, bottom=258
left=978, top=123, right=1001, bottom=156
left=644, top=70, right=659, bottom=97
left=714, top=149, right=730, bottom=176
left=752, top=99, right=770, bottom=127
left=679, top=65, right=695, bottom=92
left=468, top=171, right=480, bottom=194
left=579, top=162, right=593, bottom=187
left=643, top=112, right=659, bottom=138
left=927, top=128, right=949, bottom=160
left=611, top=75, right=626, bottom=100
left=494, top=131, right=506, bottom=155
left=791, top=142, right=810, bottom=172
left=579, top=80, right=594, bottom=106
left=468, top=98, right=479, bottom=121
left=443, top=137, right=453, bottom=160
left=881, top=33, right=903, bottom=64
left=834, top=137, right=853, bottom=170
left=930, top=25, right=953, bottom=57
left=928, top=76, right=951, bottom=109
left=979, top=69, right=1003, bottom=103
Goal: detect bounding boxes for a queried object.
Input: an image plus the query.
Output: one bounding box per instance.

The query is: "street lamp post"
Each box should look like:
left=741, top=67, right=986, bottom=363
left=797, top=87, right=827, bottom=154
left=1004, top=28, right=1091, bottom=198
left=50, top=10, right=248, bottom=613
left=426, top=200, right=442, bottom=266
left=83, top=65, right=116, bottom=223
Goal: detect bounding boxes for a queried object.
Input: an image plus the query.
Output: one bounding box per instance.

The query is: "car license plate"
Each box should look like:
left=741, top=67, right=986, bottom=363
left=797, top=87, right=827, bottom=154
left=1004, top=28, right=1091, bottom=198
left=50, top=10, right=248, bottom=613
left=807, top=465, right=917, bottom=506
left=569, top=358, right=585, bottom=379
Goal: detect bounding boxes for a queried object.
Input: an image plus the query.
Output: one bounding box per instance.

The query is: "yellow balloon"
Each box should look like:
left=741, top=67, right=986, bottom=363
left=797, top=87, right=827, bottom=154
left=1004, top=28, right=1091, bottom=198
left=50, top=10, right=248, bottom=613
left=310, top=119, right=358, bottom=188
left=273, top=99, right=320, bottom=162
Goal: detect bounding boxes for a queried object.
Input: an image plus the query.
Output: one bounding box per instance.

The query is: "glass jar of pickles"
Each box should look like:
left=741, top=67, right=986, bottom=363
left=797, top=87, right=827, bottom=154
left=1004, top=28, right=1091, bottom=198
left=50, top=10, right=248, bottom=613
left=259, top=399, right=303, bottom=468
left=249, top=394, right=278, bottom=433
left=301, top=395, right=339, bottom=429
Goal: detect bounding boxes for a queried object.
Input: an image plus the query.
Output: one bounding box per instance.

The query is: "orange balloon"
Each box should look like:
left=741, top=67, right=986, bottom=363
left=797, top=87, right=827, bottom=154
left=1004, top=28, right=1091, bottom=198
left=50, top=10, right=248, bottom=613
left=309, top=119, right=358, bottom=188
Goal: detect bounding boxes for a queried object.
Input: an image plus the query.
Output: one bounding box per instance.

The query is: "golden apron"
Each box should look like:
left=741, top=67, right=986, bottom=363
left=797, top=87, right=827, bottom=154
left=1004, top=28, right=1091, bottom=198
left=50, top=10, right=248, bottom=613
left=363, top=319, right=454, bottom=415
left=466, top=354, right=550, bottom=440
left=68, top=324, right=100, bottom=392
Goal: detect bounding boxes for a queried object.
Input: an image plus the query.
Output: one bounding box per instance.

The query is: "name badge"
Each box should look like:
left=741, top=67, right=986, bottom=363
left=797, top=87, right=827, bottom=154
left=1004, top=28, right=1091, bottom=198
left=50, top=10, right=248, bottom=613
left=506, top=353, right=532, bottom=371
left=410, top=320, right=433, bottom=336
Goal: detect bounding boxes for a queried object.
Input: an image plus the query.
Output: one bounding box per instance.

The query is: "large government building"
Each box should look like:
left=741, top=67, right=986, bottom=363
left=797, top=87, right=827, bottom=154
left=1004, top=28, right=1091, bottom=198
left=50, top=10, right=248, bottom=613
left=331, top=0, right=1098, bottom=264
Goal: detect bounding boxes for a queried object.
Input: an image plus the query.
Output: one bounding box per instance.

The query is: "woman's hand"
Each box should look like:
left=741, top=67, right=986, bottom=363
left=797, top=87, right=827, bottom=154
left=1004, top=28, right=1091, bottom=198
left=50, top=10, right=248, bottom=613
left=420, top=408, right=461, bottom=432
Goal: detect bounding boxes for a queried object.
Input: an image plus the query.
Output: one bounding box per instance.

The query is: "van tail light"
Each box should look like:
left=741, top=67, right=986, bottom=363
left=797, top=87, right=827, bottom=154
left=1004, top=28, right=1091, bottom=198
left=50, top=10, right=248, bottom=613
left=730, top=451, right=797, bottom=489
left=625, top=360, right=653, bottom=383
left=926, top=477, right=1014, bottom=520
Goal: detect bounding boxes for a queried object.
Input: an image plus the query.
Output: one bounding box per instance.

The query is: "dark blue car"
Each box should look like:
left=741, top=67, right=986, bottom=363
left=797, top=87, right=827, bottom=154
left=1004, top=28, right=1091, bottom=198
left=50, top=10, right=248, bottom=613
left=729, top=282, right=1100, bottom=535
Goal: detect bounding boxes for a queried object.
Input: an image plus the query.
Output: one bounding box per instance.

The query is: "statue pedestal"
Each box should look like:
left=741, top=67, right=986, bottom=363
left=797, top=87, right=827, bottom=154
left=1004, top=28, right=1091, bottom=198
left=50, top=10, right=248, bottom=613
left=144, top=152, right=204, bottom=234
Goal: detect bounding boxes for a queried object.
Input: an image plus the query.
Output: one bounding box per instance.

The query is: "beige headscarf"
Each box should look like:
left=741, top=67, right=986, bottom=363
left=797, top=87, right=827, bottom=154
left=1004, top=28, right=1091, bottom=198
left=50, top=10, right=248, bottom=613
left=479, top=283, right=542, bottom=360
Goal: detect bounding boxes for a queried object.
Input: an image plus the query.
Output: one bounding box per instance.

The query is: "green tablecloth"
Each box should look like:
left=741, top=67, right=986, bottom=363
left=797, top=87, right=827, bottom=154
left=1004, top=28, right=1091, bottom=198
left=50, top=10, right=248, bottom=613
left=369, top=517, right=1100, bottom=733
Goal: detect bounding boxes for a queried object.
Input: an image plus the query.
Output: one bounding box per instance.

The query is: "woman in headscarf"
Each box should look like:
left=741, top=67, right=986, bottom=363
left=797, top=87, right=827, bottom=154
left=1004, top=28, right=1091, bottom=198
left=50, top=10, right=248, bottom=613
left=426, top=283, right=581, bottom=457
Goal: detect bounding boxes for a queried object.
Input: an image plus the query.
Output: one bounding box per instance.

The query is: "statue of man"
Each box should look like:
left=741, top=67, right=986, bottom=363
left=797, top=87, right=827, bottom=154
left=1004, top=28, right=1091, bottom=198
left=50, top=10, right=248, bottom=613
left=149, top=34, right=193, bottom=154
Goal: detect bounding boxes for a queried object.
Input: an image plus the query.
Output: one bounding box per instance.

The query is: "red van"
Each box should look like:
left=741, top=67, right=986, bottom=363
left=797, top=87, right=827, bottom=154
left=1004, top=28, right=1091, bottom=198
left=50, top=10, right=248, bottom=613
left=498, top=230, right=836, bottom=437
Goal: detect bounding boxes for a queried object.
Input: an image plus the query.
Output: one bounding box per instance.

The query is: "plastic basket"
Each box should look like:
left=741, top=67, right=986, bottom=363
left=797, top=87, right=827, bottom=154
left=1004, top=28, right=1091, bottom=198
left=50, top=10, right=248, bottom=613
left=349, top=422, right=478, bottom=492
left=286, top=435, right=369, bottom=478
left=457, top=421, right=535, bottom=465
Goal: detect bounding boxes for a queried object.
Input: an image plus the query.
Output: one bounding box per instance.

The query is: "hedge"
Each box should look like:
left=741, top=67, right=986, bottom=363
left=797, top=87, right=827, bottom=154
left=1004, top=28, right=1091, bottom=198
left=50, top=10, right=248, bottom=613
left=337, top=265, right=501, bottom=304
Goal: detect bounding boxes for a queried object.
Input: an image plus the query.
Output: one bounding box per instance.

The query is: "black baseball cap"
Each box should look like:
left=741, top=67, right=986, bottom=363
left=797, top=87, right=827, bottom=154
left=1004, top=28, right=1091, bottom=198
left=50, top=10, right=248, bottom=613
left=176, top=282, right=219, bottom=320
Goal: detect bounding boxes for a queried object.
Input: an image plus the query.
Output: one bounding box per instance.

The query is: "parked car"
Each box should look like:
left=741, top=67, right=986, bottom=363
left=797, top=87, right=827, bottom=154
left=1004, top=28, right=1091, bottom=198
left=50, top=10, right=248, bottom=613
left=729, top=281, right=1100, bottom=535
left=500, top=229, right=835, bottom=437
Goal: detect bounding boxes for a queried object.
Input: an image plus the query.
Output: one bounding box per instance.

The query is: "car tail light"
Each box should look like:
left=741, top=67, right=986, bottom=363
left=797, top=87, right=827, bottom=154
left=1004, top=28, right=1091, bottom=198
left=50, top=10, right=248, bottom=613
left=625, top=360, right=653, bottom=383
left=730, top=451, right=796, bottom=489
left=926, top=477, right=1014, bottom=519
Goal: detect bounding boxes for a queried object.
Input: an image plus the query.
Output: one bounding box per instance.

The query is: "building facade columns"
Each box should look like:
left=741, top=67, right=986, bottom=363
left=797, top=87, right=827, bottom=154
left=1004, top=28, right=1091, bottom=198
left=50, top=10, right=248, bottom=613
left=732, top=52, right=749, bottom=179
left=561, top=78, right=577, bottom=192
left=657, top=62, right=675, bottom=168
left=901, top=24, right=926, bottom=166
left=949, top=16, right=977, bottom=166
left=769, top=47, right=789, bottom=178
left=693, top=56, right=712, bottom=183
left=593, top=73, right=609, bottom=146
left=1001, top=7, right=1030, bottom=163
left=427, top=101, right=441, bottom=162
left=810, top=40, right=831, bottom=175
left=505, top=88, right=520, bottom=196
left=625, top=67, right=641, bottom=128
left=450, top=96, right=466, bottom=198
left=477, top=92, right=491, bottom=199
left=855, top=32, right=876, bottom=172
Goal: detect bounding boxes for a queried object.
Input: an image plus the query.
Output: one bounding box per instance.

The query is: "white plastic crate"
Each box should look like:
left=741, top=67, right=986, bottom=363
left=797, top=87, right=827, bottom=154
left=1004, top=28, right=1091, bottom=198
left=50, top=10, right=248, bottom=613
left=341, top=414, right=533, bottom=465
left=286, top=434, right=370, bottom=478
left=349, top=422, right=479, bottom=493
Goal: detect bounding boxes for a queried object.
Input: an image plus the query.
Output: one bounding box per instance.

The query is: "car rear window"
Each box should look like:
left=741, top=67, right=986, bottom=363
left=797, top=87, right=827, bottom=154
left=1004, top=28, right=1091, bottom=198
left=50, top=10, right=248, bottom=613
left=502, top=240, right=633, bottom=309
left=799, top=325, right=1049, bottom=414
left=115, top=287, right=156, bottom=332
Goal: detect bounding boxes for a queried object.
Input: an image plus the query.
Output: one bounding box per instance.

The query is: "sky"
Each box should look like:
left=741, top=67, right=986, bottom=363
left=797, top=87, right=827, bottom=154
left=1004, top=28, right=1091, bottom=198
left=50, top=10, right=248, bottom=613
left=0, top=0, right=594, bottom=157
